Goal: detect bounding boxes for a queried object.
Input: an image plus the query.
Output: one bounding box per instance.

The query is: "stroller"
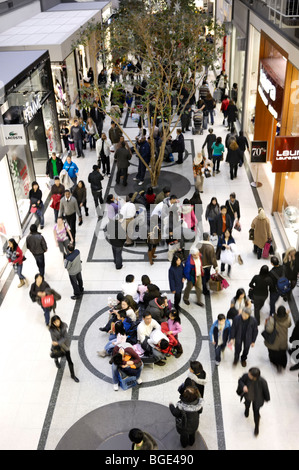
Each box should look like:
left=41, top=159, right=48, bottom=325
left=192, top=109, right=203, bottom=135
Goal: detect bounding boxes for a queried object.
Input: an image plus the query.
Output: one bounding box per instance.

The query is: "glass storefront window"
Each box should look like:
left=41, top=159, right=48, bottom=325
left=230, top=26, right=246, bottom=118
left=7, top=146, right=34, bottom=225
left=246, top=26, right=260, bottom=141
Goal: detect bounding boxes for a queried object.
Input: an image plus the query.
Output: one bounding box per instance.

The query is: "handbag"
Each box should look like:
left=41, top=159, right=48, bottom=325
left=41, top=294, right=55, bottom=308
left=209, top=274, right=222, bottom=291
left=204, top=168, right=211, bottom=178
left=30, top=206, right=37, bottom=213
left=262, top=241, right=271, bottom=259
left=261, top=317, right=277, bottom=344
left=50, top=345, right=65, bottom=359
left=249, top=228, right=254, bottom=240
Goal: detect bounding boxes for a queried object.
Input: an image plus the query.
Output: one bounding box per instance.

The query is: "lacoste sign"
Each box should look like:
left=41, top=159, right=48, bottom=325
left=272, top=136, right=299, bottom=172
left=0, top=124, right=26, bottom=146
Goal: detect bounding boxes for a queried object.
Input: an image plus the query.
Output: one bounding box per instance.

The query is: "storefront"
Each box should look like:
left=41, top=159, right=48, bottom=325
left=0, top=50, right=61, bottom=229
left=0, top=7, right=104, bottom=121
left=229, top=0, right=248, bottom=122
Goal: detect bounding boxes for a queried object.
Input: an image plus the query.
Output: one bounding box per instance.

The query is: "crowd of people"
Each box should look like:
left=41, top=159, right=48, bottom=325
left=4, top=63, right=299, bottom=450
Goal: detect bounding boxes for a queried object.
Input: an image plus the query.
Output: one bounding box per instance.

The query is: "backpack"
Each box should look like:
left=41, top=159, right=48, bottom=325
left=272, top=267, right=291, bottom=297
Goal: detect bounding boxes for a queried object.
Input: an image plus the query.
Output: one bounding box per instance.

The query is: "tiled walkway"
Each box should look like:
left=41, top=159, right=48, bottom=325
left=0, top=76, right=299, bottom=450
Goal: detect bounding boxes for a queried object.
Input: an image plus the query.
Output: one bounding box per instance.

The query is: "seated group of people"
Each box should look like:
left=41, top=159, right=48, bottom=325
left=97, top=274, right=183, bottom=390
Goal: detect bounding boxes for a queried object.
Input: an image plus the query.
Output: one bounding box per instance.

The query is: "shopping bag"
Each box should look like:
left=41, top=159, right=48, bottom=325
left=209, top=273, right=223, bottom=291
left=262, top=242, right=271, bottom=259
left=221, top=278, right=229, bottom=289
left=41, top=294, right=55, bottom=308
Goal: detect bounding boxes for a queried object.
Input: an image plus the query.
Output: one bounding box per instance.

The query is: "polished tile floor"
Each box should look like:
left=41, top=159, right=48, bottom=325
left=0, top=83, right=298, bottom=451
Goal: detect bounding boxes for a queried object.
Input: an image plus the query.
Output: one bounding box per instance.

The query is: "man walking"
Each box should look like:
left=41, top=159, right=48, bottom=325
left=230, top=307, right=258, bottom=367
left=115, top=140, right=132, bottom=187
left=46, top=152, right=63, bottom=186
left=59, top=189, right=82, bottom=243
left=199, top=232, right=219, bottom=295
left=26, top=224, right=47, bottom=276
left=90, top=100, right=104, bottom=136
left=63, top=155, right=79, bottom=189
left=109, top=121, right=122, bottom=152
left=64, top=244, right=84, bottom=300
left=70, top=119, right=85, bottom=158
left=183, top=247, right=205, bottom=307
left=88, top=165, right=104, bottom=216
left=106, top=214, right=126, bottom=270
left=237, top=367, right=270, bottom=436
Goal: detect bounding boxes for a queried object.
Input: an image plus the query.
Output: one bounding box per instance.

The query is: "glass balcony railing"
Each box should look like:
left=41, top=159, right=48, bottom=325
left=240, top=0, right=299, bottom=47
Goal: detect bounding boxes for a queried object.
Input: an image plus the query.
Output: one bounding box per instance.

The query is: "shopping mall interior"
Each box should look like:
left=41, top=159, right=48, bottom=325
left=0, top=0, right=299, bottom=453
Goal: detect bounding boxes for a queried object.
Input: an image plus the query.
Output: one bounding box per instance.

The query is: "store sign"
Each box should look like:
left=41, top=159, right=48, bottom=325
left=272, top=136, right=299, bottom=172
left=23, top=95, right=41, bottom=123
left=251, top=141, right=267, bottom=163
left=258, top=63, right=284, bottom=121
left=0, top=124, right=26, bottom=146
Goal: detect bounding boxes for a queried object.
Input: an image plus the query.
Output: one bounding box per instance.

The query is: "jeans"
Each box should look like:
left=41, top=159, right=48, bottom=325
left=42, top=306, right=50, bottom=326
left=36, top=205, right=44, bottom=227
left=74, top=139, right=84, bottom=157
left=101, top=155, right=110, bottom=175
left=88, top=134, right=95, bottom=149
left=230, top=164, right=238, bottom=180
left=16, top=263, right=25, bottom=280
left=269, top=291, right=280, bottom=316
left=34, top=253, right=45, bottom=277
left=69, top=272, right=84, bottom=297
left=212, top=155, right=221, bottom=172
left=92, top=190, right=103, bottom=208
left=215, top=344, right=226, bottom=362
left=208, top=109, right=214, bottom=125
left=111, top=364, right=143, bottom=384
left=136, top=161, right=147, bottom=181
left=116, top=167, right=128, bottom=186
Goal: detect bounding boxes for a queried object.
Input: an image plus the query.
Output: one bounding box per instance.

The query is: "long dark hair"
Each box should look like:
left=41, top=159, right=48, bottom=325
left=49, top=315, right=61, bottom=330
left=8, top=238, right=18, bottom=251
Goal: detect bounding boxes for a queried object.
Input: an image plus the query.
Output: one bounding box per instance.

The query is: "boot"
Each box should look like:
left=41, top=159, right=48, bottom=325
left=254, top=417, right=260, bottom=436
left=17, top=279, right=25, bottom=288
left=152, top=246, right=157, bottom=259
left=68, top=361, right=79, bottom=383
left=148, top=250, right=154, bottom=265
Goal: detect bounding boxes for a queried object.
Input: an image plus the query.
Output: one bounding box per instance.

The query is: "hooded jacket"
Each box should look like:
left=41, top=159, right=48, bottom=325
left=169, top=398, right=203, bottom=434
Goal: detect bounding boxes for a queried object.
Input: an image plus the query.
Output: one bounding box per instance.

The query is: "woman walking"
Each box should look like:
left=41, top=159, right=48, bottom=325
left=263, top=306, right=291, bottom=372
left=53, top=217, right=74, bottom=256
left=249, top=265, right=270, bottom=325
left=6, top=238, right=27, bottom=288
left=29, top=181, right=44, bottom=229
left=226, top=140, right=243, bottom=180
left=211, top=137, right=225, bottom=175
left=49, top=315, right=79, bottom=382
left=169, top=386, right=203, bottom=448
left=73, top=180, right=89, bottom=217
left=218, top=228, right=236, bottom=277
left=193, top=152, right=206, bottom=193
left=251, top=208, right=271, bottom=259
left=205, top=197, right=220, bottom=235
left=86, top=117, right=97, bottom=150
left=29, top=274, right=61, bottom=326
left=169, top=253, right=185, bottom=312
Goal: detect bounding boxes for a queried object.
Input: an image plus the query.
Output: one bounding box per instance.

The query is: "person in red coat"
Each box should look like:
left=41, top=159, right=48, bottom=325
left=6, top=238, right=27, bottom=288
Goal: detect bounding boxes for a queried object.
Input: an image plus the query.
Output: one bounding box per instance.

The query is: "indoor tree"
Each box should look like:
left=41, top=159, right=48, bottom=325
left=74, top=0, right=224, bottom=186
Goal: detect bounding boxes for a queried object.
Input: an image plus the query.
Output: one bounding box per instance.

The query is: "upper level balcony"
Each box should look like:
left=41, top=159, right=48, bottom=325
left=240, top=0, right=299, bottom=47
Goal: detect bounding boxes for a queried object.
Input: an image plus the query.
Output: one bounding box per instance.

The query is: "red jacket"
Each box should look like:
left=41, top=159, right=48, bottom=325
left=50, top=193, right=62, bottom=211
left=8, top=246, right=23, bottom=265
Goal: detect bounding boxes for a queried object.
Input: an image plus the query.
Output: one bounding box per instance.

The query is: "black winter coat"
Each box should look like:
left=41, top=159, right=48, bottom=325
left=237, top=373, right=270, bottom=408
left=230, top=315, right=258, bottom=347
left=169, top=398, right=203, bottom=435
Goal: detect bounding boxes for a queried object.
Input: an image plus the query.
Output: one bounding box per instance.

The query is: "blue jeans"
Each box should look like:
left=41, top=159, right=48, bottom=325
left=15, top=263, right=25, bottom=280
left=111, top=364, right=143, bottom=384
left=208, top=109, right=214, bottom=125
left=42, top=307, right=50, bottom=326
